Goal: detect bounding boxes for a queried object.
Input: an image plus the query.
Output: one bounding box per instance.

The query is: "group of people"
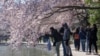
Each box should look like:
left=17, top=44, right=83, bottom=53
left=50, top=23, right=72, bottom=56
left=43, top=23, right=98, bottom=56
left=73, top=24, right=98, bottom=55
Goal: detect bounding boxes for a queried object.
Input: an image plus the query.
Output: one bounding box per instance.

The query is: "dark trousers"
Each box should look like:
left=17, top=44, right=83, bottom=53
left=66, top=39, right=72, bottom=56
left=74, top=39, right=80, bottom=50
left=89, top=40, right=98, bottom=53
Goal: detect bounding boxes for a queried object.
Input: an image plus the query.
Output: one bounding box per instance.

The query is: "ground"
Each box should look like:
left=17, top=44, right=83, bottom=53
left=57, top=44, right=99, bottom=56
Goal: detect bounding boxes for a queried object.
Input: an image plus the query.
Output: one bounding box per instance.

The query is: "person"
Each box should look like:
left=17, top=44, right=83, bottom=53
left=86, top=24, right=91, bottom=54
left=50, top=27, right=62, bottom=56
left=73, top=27, right=80, bottom=51
left=43, top=33, right=49, bottom=43
left=47, top=38, right=51, bottom=51
left=59, top=23, right=72, bottom=56
left=79, top=26, right=86, bottom=52
left=89, top=24, right=98, bottom=55
left=59, top=24, right=67, bottom=56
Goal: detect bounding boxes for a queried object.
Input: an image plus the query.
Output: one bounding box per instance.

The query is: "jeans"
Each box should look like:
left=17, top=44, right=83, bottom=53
left=62, top=40, right=72, bottom=56
left=66, top=44, right=72, bottom=56
left=56, top=41, right=61, bottom=56
left=62, top=41, right=67, bottom=56
left=80, top=39, right=86, bottom=52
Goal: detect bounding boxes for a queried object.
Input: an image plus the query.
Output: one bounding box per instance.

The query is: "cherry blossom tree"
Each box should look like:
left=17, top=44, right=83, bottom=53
left=0, top=0, right=88, bottom=48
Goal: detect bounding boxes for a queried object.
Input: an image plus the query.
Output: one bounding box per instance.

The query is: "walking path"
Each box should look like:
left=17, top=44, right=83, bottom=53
left=58, top=44, right=99, bottom=56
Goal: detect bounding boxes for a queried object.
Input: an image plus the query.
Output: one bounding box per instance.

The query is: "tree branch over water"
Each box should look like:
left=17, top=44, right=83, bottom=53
left=54, top=6, right=100, bottom=9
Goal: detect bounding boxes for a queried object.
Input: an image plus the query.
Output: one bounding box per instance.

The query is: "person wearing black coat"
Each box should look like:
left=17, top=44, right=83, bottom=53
left=89, top=24, right=98, bottom=55
left=86, top=24, right=91, bottom=53
left=50, top=27, right=62, bottom=56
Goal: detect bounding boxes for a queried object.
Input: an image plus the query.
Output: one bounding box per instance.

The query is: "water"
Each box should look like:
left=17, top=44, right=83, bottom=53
left=0, top=43, right=55, bottom=56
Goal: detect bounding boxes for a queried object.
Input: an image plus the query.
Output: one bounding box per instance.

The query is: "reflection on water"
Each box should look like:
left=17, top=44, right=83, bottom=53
left=0, top=43, right=55, bottom=56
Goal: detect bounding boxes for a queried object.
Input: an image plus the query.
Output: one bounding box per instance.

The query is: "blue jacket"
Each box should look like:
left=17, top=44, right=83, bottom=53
left=79, top=31, right=86, bottom=39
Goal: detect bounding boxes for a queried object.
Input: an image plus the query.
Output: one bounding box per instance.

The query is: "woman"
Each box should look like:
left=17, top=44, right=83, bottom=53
left=74, top=27, right=80, bottom=51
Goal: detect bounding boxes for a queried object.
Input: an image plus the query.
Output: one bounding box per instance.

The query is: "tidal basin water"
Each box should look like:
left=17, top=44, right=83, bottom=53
left=0, top=43, right=55, bottom=56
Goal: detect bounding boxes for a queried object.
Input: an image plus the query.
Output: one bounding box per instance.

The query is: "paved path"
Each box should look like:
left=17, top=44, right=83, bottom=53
left=58, top=44, right=99, bottom=56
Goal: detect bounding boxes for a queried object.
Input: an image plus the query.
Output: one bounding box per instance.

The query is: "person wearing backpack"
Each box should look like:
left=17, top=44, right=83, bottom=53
left=74, top=27, right=80, bottom=51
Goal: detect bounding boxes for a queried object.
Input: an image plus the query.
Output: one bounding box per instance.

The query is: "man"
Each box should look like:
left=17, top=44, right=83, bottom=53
left=59, top=23, right=72, bottom=56
left=89, top=24, right=98, bottom=55
left=50, top=27, right=62, bottom=56
left=79, top=26, right=86, bottom=52
left=86, top=24, right=91, bottom=54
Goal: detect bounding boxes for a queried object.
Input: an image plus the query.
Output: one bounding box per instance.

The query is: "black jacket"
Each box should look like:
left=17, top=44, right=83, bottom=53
left=91, top=27, right=98, bottom=41
left=51, top=29, right=62, bottom=42
left=86, top=28, right=91, bottom=40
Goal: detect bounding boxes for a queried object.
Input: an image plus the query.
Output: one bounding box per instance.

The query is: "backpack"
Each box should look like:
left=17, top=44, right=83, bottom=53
left=74, top=34, right=79, bottom=39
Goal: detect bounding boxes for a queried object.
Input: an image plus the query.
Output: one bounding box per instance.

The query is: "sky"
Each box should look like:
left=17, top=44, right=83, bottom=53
left=14, top=0, right=26, bottom=4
